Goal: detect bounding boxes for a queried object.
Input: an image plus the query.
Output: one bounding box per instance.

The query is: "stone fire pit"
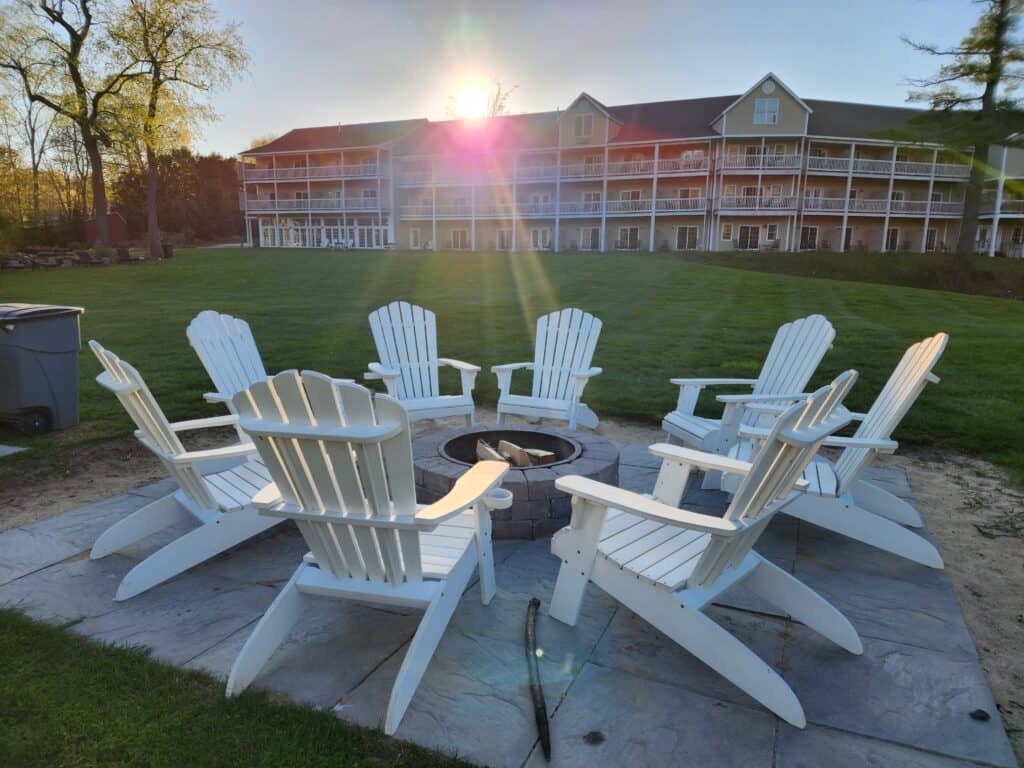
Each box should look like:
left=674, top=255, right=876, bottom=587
left=413, top=425, right=619, bottom=539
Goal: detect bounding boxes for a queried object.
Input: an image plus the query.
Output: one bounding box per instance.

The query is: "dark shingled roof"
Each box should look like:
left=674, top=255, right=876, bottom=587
left=242, top=119, right=427, bottom=154
left=806, top=99, right=924, bottom=139
left=244, top=96, right=929, bottom=155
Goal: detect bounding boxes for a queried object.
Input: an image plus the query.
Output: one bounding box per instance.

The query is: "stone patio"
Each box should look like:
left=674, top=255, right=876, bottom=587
left=0, top=441, right=1016, bottom=768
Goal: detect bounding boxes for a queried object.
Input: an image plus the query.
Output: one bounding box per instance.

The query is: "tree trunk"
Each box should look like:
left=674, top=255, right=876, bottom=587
left=82, top=129, right=109, bottom=247
left=31, top=165, right=40, bottom=225
left=146, top=145, right=162, bottom=259
left=955, top=144, right=987, bottom=261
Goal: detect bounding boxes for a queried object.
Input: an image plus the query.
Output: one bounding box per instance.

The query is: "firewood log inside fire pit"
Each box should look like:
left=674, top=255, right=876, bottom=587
left=476, top=438, right=555, bottom=468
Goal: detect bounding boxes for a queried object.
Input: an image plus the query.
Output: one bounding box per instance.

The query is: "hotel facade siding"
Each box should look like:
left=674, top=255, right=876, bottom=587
left=239, top=73, right=1024, bottom=256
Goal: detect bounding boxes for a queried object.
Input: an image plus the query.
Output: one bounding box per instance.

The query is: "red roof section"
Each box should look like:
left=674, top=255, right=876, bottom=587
left=243, top=119, right=426, bottom=154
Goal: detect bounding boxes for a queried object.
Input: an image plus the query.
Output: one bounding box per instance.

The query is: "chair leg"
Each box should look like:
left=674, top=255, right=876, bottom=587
left=114, top=510, right=281, bottom=600
left=851, top=480, right=923, bottom=528
left=226, top=566, right=307, bottom=697
left=91, top=493, right=193, bottom=560
left=635, top=587, right=807, bottom=728
left=384, top=553, right=473, bottom=735
left=471, top=508, right=496, bottom=605
left=784, top=494, right=943, bottom=569
left=743, top=558, right=862, bottom=654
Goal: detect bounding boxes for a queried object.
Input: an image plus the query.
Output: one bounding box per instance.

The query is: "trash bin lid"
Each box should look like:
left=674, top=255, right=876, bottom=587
left=0, top=303, right=84, bottom=322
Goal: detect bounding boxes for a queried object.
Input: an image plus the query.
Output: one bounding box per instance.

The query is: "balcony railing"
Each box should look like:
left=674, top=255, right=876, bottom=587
left=980, top=198, right=1024, bottom=214
left=560, top=163, right=606, bottom=179
left=657, top=157, right=709, bottom=174
left=244, top=164, right=380, bottom=181
left=607, top=159, right=656, bottom=176
left=717, top=195, right=798, bottom=210
left=559, top=200, right=605, bottom=215
left=801, top=197, right=964, bottom=216
left=245, top=197, right=384, bottom=212
left=722, top=154, right=802, bottom=171
left=806, top=155, right=971, bottom=179
left=516, top=165, right=559, bottom=181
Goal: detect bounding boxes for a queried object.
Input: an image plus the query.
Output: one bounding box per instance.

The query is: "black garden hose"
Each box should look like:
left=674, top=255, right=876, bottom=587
left=526, top=597, right=551, bottom=760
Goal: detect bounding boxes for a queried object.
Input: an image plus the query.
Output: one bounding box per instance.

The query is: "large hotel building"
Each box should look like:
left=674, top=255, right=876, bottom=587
left=239, top=73, right=1023, bottom=255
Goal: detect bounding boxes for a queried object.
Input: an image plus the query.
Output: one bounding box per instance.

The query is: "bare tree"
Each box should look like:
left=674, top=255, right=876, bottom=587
left=902, top=0, right=1024, bottom=262
left=0, top=0, right=145, bottom=245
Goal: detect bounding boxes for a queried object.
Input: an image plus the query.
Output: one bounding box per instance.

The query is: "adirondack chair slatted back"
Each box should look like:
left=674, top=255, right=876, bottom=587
left=747, top=314, right=835, bottom=426
left=89, top=341, right=218, bottom=510
left=833, top=333, right=948, bottom=494
left=531, top=308, right=602, bottom=402
left=233, top=371, right=422, bottom=587
left=691, top=370, right=857, bottom=587
left=187, top=310, right=267, bottom=402
left=368, top=301, right=439, bottom=400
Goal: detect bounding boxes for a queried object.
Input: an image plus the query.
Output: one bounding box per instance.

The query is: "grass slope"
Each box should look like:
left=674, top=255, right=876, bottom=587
left=1, top=248, right=1022, bottom=480
left=0, top=609, right=470, bottom=767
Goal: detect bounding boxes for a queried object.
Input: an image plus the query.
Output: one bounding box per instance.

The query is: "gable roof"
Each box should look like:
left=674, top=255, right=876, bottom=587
left=713, top=73, right=813, bottom=124
left=242, top=119, right=426, bottom=155
left=560, top=92, right=619, bottom=123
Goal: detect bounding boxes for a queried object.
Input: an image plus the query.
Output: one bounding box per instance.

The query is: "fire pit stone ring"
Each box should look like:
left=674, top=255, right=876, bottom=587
left=413, top=424, right=620, bottom=539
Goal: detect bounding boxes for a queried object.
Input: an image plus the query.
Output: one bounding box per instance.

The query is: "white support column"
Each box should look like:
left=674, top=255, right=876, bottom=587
left=470, top=175, right=477, bottom=252
left=306, top=153, right=312, bottom=246
left=272, top=155, right=280, bottom=247
left=790, top=136, right=806, bottom=252
left=881, top=145, right=898, bottom=252
left=511, top=154, right=518, bottom=252
left=554, top=148, right=562, bottom=252
left=431, top=157, right=438, bottom=252
left=387, top=150, right=396, bottom=246
left=649, top=144, right=659, bottom=252
left=839, top=142, right=856, bottom=252
left=705, top=139, right=716, bottom=249
left=376, top=148, right=383, bottom=248
left=989, top=146, right=1008, bottom=257
left=599, top=145, right=609, bottom=252
left=340, top=151, right=347, bottom=246
left=921, top=148, right=938, bottom=253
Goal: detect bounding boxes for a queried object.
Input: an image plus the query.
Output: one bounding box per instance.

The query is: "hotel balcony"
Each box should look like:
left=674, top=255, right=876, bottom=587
left=396, top=197, right=708, bottom=220
left=801, top=197, right=964, bottom=217
left=805, top=156, right=971, bottom=179
left=243, top=163, right=381, bottom=181
left=716, top=195, right=799, bottom=212
left=245, top=197, right=387, bottom=213
left=721, top=154, right=803, bottom=172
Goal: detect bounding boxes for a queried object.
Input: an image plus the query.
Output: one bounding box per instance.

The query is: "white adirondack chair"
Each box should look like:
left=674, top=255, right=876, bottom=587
left=727, top=333, right=949, bottom=568
left=366, top=301, right=479, bottom=424
left=88, top=341, right=280, bottom=600
left=187, top=310, right=267, bottom=416
left=548, top=371, right=863, bottom=728
left=662, top=314, right=835, bottom=454
left=492, top=307, right=603, bottom=430
left=225, top=372, right=509, bottom=735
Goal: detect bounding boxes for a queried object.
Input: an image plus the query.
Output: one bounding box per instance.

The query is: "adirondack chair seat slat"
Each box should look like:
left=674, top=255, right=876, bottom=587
left=661, top=411, right=719, bottom=443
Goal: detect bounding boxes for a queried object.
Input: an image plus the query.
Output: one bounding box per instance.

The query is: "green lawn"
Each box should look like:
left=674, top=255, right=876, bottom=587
left=1, top=247, right=1022, bottom=481
left=0, top=609, right=470, bottom=768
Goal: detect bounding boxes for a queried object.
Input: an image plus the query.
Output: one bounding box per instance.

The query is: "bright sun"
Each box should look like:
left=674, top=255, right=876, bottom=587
left=455, top=85, right=488, bottom=120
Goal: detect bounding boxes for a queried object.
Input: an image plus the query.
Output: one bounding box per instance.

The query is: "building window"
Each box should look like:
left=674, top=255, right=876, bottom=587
left=363, top=189, right=377, bottom=199
left=678, top=188, right=700, bottom=199
left=754, top=98, right=779, bottom=125
left=497, top=229, right=512, bottom=251
left=843, top=227, right=854, bottom=252
left=579, top=227, right=600, bottom=251
left=977, top=226, right=990, bottom=246
left=617, top=227, right=640, bottom=250
left=724, top=184, right=738, bottom=197
left=721, top=222, right=734, bottom=242
left=766, top=224, right=779, bottom=242
left=930, top=191, right=943, bottom=203
left=675, top=226, right=699, bottom=250
left=409, top=227, right=422, bottom=249
left=848, top=188, right=858, bottom=200
left=451, top=229, right=469, bottom=250
left=530, top=227, right=551, bottom=250
left=738, top=225, right=760, bottom=250
left=926, top=228, right=938, bottom=251
left=1012, top=226, right=1024, bottom=245
left=620, top=190, right=642, bottom=201
left=574, top=113, right=593, bottom=140
left=891, top=190, right=905, bottom=202
left=800, top=226, right=818, bottom=250
left=583, top=191, right=602, bottom=203
left=886, top=227, right=900, bottom=251
left=295, top=191, right=308, bottom=200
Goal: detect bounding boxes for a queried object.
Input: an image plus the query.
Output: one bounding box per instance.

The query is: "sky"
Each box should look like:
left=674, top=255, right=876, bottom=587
left=196, top=0, right=980, bottom=156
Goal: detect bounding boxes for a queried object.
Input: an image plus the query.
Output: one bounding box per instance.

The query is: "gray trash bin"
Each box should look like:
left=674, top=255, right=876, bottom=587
left=0, top=303, right=85, bottom=434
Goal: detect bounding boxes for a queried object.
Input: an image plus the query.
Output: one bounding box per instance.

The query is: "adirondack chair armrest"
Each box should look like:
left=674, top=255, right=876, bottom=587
left=571, top=366, right=602, bottom=381
left=416, top=460, right=509, bottom=525
left=491, top=362, right=533, bottom=396
left=555, top=475, right=741, bottom=535
left=438, top=358, right=480, bottom=395
left=648, top=443, right=754, bottom=477
left=821, top=435, right=899, bottom=453
left=364, top=363, right=401, bottom=396
left=168, top=414, right=240, bottom=432
left=715, top=391, right=810, bottom=405
left=203, top=391, right=233, bottom=405
left=669, top=378, right=756, bottom=415
left=166, top=441, right=257, bottom=465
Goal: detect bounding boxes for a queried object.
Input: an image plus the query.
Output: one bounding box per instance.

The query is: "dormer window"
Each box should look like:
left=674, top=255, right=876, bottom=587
left=574, top=113, right=593, bottom=140
left=754, top=98, right=779, bottom=125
